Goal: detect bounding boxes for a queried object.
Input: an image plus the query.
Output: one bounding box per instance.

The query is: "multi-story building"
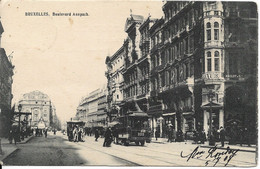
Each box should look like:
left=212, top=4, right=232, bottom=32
left=149, top=1, right=202, bottom=138
left=198, top=1, right=257, bottom=141
left=77, top=86, right=107, bottom=128
left=148, top=1, right=257, bottom=140
left=122, top=14, right=148, bottom=115
left=105, top=45, right=125, bottom=121
left=148, top=18, right=165, bottom=137
left=0, top=19, right=14, bottom=137
left=104, top=1, right=257, bottom=142
left=97, top=87, right=108, bottom=127
left=17, top=90, right=56, bottom=129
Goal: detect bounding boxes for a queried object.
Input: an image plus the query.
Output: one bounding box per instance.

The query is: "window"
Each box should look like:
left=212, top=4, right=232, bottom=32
left=214, top=22, right=219, bottom=40
left=207, top=52, right=212, bottom=71
left=206, top=22, right=211, bottom=41
left=214, top=11, right=219, bottom=15
left=190, top=35, right=194, bottom=53
left=214, top=51, right=220, bottom=71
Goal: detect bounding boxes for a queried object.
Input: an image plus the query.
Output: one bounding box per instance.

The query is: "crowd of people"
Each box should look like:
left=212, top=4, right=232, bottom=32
left=67, top=126, right=85, bottom=142
left=8, top=126, right=33, bottom=145
left=154, top=124, right=252, bottom=147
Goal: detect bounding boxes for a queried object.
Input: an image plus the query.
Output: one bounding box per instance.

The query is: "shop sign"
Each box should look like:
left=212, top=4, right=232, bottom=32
left=225, top=74, right=245, bottom=80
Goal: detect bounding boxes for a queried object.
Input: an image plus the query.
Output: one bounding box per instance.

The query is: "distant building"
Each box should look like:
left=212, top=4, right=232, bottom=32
left=0, top=19, right=14, bottom=137
left=16, top=91, right=56, bottom=129
left=77, top=86, right=107, bottom=128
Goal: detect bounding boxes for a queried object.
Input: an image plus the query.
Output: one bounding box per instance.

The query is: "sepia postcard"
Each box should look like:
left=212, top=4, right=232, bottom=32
left=0, top=0, right=258, bottom=167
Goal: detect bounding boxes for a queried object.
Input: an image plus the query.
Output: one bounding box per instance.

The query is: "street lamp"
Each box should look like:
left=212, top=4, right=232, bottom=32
left=18, top=104, right=22, bottom=142
left=208, top=90, right=215, bottom=146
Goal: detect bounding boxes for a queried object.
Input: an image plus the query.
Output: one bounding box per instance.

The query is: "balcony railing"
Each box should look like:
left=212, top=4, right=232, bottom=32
left=204, top=41, right=223, bottom=48
left=202, top=72, right=224, bottom=81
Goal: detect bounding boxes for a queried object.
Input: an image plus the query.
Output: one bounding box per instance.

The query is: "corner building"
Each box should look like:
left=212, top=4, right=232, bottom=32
left=105, top=1, right=257, bottom=142
left=149, top=1, right=257, bottom=140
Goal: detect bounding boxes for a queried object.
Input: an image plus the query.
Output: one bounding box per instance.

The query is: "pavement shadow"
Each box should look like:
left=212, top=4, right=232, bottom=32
left=2, top=135, right=89, bottom=166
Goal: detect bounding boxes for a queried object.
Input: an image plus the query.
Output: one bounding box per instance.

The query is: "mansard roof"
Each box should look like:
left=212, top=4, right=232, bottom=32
left=22, top=90, right=50, bottom=101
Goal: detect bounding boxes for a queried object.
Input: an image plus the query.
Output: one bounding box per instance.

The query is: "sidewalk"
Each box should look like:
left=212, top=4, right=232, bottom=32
left=150, top=137, right=256, bottom=153
left=0, top=135, right=34, bottom=162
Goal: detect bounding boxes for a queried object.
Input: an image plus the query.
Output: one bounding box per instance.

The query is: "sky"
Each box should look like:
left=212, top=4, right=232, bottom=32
left=0, top=0, right=163, bottom=123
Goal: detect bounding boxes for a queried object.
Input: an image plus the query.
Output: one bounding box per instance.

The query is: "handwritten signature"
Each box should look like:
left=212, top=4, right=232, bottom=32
left=180, top=145, right=239, bottom=166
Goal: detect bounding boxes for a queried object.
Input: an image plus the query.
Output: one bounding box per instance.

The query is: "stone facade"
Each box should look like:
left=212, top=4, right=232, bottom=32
left=105, top=2, right=257, bottom=141
left=16, top=90, right=56, bottom=129
left=0, top=19, right=14, bottom=137
left=77, top=86, right=107, bottom=128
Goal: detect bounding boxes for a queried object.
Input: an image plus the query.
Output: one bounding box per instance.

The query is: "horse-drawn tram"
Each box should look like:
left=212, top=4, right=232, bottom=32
left=66, top=120, right=85, bottom=141
left=115, top=111, right=151, bottom=146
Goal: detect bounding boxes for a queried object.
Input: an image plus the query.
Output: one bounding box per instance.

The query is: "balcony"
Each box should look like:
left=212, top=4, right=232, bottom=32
left=202, top=72, right=224, bottom=82
left=204, top=41, right=223, bottom=48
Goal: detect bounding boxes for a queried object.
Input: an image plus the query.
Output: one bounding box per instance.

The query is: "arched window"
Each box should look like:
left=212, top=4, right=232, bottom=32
left=207, top=51, right=212, bottom=71
left=207, top=22, right=211, bottom=28
left=206, top=22, right=211, bottom=41
left=214, top=51, right=220, bottom=71
left=214, top=22, right=219, bottom=40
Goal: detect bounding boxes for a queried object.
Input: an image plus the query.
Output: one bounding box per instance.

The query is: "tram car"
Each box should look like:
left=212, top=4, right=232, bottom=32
left=66, top=120, right=85, bottom=141
left=115, top=111, right=151, bottom=146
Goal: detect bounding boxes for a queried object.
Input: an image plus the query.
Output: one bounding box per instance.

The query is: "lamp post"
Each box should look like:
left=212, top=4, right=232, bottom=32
left=18, top=104, right=22, bottom=142
left=208, top=90, right=215, bottom=146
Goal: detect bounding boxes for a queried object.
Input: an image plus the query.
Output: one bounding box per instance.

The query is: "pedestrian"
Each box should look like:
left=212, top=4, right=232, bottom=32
left=21, top=129, right=25, bottom=140
left=219, top=126, right=225, bottom=147
left=201, top=130, right=206, bottom=144
left=8, top=129, right=13, bottom=144
left=177, top=129, right=183, bottom=142
left=172, top=128, right=176, bottom=142
left=78, top=128, right=82, bottom=141
left=95, top=129, right=100, bottom=141
left=155, top=127, right=160, bottom=141
left=13, top=128, right=19, bottom=145
left=167, top=126, right=173, bottom=142
left=80, top=128, right=85, bottom=142
left=193, top=130, right=198, bottom=144
left=112, top=127, right=119, bottom=144
left=103, top=127, right=112, bottom=147
left=44, top=128, right=48, bottom=138
left=73, top=126, right=79, bottom=142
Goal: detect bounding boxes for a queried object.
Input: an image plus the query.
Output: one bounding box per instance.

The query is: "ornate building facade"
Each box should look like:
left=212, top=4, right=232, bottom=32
left=16, top=91, right=56, bottom=129
left=105, top=45, right=125, bottom=121
left=105, top=1, right=257, bottom=141
left=0, top=19, right=14, bottom=137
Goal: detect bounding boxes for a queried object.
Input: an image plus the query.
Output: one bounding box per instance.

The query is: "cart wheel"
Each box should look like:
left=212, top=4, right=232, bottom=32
left=140, top=141, right=145, bottom=146
left=135, top=141, right=139, bottom=145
